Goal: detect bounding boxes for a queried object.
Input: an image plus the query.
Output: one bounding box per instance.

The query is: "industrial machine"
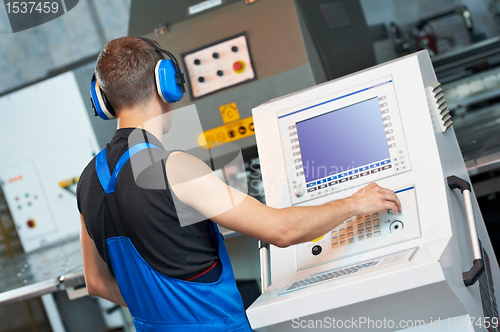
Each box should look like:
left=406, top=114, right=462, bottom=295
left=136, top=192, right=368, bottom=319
left=247, top=51, right=500, bottom=331
left=129, top=0, right=375, bottom=156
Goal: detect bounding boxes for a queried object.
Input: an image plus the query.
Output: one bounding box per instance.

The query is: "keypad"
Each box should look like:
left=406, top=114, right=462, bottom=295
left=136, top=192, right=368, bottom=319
left=330, top=213, right=383, bottom=248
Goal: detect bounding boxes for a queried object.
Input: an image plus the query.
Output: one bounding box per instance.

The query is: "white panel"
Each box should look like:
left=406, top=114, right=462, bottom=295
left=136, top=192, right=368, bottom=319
left=183, top=34, right=255, bottom=99
left=248, top=51, right=500, bottom=331
left=0, top=72, right=99, bottom=252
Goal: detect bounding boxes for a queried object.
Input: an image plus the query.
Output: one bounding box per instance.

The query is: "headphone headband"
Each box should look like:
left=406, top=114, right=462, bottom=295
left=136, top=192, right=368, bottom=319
left=137, top=37, right=186, bottom=93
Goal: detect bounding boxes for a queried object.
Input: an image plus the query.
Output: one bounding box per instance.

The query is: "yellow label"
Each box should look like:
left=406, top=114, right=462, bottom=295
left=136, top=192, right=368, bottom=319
left=219, top=102, right=241, bottom=124
left=310, top=235, right=325, bottom=243
left=197, top=116, right=255, bottom=149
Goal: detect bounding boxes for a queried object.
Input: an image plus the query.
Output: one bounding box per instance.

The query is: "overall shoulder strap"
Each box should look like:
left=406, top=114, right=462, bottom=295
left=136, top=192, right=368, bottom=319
left=95, top=143, right=161, bottom=276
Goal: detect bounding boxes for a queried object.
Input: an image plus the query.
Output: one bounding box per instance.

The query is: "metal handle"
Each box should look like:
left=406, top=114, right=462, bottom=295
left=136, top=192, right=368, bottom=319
left=447, top=175, right=485, bottom=286
left=259, top=241, right=271, bottom=293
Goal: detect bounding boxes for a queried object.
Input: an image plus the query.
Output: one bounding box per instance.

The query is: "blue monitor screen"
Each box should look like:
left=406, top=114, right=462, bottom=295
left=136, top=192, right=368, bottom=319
left=296, top=97, right=390, bottom=184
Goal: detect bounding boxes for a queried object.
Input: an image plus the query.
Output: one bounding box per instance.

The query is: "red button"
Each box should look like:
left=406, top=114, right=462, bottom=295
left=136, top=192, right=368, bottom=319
left=233, top=61, right=243, bottom=71
left=27, top=219, right=36, bottom=228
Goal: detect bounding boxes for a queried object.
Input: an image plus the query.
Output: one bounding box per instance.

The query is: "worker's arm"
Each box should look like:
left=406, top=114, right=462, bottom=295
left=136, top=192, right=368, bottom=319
left=80, top=214, right=127, bottom=307
left=166, top=152, right=401, bottom=248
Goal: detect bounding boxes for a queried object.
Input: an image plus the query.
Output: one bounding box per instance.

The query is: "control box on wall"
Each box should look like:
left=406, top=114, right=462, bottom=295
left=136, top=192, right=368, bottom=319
left=182, top=32, right=256, bottom=100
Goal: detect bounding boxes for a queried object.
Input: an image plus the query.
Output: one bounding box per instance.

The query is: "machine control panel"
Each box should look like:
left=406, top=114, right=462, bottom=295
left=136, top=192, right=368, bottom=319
left=0, top=160, right=56, bottom=242
left=295, top=186, right=421, bottom=270
left=278, top=76, right=411, bottom=206
left=182, top=33, right=256, bottom=99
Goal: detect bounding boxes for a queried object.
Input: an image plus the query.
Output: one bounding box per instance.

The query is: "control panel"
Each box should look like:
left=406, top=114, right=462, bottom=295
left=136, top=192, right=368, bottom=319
left=295, top=186, right=421, bottom=270
left=278, top=76, right=411, bottom=206
left=0, top=160, right=57, bottom=242
left=182, top=33, right=256, bottom=99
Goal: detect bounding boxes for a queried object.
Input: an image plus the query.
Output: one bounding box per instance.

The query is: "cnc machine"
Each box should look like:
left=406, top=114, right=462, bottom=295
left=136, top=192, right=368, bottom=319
left=247, top=51, right=500, bottom=331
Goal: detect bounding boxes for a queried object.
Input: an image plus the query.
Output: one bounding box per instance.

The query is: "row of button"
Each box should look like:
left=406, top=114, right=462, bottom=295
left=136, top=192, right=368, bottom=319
left=288, top=125, right=303, bottom=177
left=193, top=46, right=239, bottom=65
left=306, top=159, right=392, bottom=190
left=331, top=213, right=381, bottom=248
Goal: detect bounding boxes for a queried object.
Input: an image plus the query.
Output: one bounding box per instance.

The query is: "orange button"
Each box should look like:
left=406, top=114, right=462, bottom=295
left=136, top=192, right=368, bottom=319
left=27, top=219, right=36, bottom=228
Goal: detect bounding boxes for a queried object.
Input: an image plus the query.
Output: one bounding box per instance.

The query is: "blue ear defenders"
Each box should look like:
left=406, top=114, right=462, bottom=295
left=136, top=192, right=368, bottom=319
left=90, top=37, right=186, bottom=120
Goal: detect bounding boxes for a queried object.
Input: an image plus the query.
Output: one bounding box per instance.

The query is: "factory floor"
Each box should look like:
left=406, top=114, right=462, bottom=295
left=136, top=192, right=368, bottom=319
left=0, top=299, right=51, bottom=332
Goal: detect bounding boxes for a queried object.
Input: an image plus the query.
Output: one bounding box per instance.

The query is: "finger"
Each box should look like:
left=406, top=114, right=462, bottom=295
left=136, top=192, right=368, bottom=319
left=379, top=188, right=402, bottom=212
left=384, top=201, right=400, bottom=215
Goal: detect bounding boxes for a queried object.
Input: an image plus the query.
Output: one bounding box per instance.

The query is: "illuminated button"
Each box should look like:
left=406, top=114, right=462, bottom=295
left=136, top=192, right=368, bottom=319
left=358, top=235, right=365, bottom=241
left=372, top=213, right=379, bottom=218
left=374, top=225, right=380, bottom=231
left=332, top=242, right=338, bottom=248
left=231, top=46, right=238, bottom=52
left=340, top=240, right=346, bottom=246
left=27, top=219, right=35, bottom=228
left=366, top=227, right=372, bottom=233
left=331, top=236, right=338, bottom=243
left=198, top=77, right=205, bottom=83
left=365, top=221, right=372, bottom=227
left=374, top=231, right=381, bottom=237
left=339, top=234, right=346, bottom=241
left=213, top=52, right=219, bottom=59
left=373, top=219, right=379, bottom=226
left=194, top=59, right=201, bottom=65
left=364, top=216, right=371, bottom=221
left=357, top=217, right=363, bottom=224
left=347, top=238, right=354, bottom=244
left=346, top=226, right=353, bottom=233
left=358, top=229, right=364, bottom=235
left=347, top=232, right=354, bottom=239
left=217, top=70, right=224, bottom=77
left=331, top=230, right=338, bottom=237
left=346, top=220, right=352, bottom=227
left=367, top=233, right=373, bottom=239
left=339, top=228, right=345, bottom=235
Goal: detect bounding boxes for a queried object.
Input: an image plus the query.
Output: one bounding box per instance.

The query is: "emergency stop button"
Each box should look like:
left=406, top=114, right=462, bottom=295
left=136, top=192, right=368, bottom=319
left=233, top=60, right=245, bottom=74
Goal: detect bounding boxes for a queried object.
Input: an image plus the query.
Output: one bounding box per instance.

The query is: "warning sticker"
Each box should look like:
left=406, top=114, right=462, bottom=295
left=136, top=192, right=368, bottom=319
left=219, top=102, right=241, bottom=124
left=197, top=116, right=254, bottom=149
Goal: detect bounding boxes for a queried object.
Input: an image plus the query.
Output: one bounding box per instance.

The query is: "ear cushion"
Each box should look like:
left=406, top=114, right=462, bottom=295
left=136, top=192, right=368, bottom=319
left=155, top=59, right=184, bottom=103
left=90, top=79, right=116, bottom=120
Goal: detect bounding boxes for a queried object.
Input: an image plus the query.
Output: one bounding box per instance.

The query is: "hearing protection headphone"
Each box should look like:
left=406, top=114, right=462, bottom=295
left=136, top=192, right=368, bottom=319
left=90, top=37, right=186, bottom=120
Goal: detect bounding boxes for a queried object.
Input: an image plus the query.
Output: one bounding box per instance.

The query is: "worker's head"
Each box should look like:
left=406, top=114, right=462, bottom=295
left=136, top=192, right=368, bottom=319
left=94, top=36, right=166, bottom=115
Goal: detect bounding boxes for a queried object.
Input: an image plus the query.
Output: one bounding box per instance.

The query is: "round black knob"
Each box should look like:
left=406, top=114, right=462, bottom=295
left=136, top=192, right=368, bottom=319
left=198, top=77, right=205, bottom=83
left=231, top=46, right=238, bottom=52
left=213, top=52, right=219, bottom=59
left=194, top=59, right=201, bottom=65
left=312, top=245, right=322, bottom=256
left=217, top=70, right=224, bottom=77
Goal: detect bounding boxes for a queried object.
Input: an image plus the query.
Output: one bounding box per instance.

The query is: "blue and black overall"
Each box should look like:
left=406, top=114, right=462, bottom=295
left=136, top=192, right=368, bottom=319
left=77, top=129, right=253, bottom=332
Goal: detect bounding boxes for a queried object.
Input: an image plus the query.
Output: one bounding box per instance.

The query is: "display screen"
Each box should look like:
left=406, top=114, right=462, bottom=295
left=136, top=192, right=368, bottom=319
left=296, top=97, right=390, bottom=184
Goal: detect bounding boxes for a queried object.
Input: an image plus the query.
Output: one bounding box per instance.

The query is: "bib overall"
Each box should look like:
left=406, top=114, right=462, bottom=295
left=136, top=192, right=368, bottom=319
left=95, top=143, right=253, bottom=332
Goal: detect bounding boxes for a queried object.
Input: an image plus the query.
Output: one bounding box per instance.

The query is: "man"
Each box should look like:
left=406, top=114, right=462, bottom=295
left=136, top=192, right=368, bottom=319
left=77, top=37, right=401, bottom=331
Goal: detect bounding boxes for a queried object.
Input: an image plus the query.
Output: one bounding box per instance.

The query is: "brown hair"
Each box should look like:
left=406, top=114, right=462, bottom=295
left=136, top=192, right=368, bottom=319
left=95, top=37, right=162, bottom=111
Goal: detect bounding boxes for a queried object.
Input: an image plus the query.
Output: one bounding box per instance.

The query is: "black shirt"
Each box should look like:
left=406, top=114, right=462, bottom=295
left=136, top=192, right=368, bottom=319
left=77, top=128, right=219, bottom=280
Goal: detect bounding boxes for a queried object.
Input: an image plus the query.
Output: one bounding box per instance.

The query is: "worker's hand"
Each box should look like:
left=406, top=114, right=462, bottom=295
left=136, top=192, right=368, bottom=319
left=347, top=182, right=402, bottom=216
